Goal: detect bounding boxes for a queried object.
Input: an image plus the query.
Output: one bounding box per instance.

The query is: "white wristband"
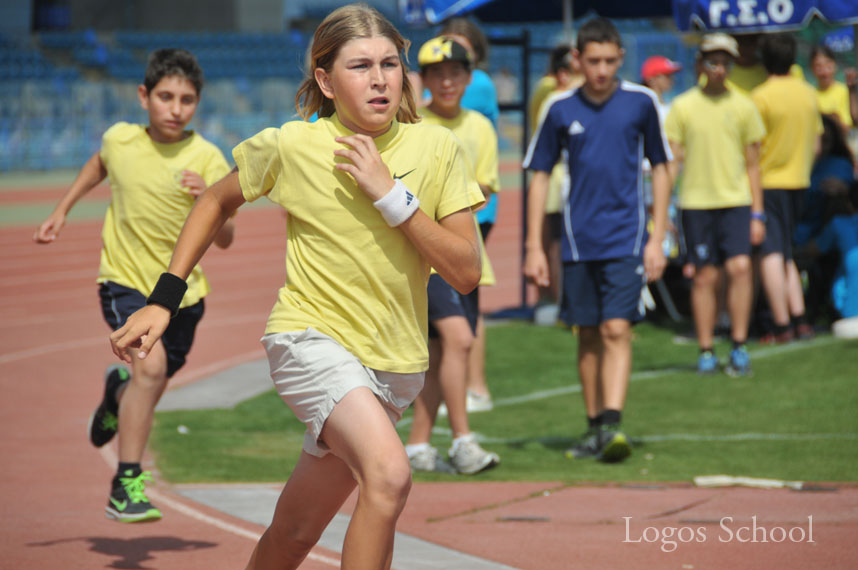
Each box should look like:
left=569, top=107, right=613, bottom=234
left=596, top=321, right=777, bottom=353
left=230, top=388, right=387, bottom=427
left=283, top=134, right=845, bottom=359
left=373, top=179, right=420, bottom=227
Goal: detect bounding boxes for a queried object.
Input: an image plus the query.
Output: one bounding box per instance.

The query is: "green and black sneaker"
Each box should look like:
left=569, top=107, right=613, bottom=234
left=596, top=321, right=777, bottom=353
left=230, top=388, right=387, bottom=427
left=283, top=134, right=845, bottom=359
left=564, top=427, right=601, bottom=459
left=598, top=423, right=632, bottom=463
left=88, top=365, right=130, bottom=447
left=105, top=469, right=162, bottom=523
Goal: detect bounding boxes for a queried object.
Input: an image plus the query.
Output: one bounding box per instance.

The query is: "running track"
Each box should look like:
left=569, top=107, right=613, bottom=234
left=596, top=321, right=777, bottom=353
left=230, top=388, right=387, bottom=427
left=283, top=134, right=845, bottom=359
left=2, top=183, right=856, bottom=569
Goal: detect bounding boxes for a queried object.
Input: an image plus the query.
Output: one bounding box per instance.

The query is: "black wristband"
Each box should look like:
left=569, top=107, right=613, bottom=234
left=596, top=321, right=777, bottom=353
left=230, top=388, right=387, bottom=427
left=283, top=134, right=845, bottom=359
left=146, top=272, right=188, bottom=317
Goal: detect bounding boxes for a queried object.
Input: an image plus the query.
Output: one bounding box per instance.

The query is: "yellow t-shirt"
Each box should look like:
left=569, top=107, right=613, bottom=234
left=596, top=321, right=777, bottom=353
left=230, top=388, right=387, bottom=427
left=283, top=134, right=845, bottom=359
left=665, top=87, right=766, bottom=209
left=727, top=63, right=804, bottom=95
left=816, top=81, right=853, bottom=128
left=232, top=114, right=484, bottom=373
left=529, top=75, right=558, bottom=130
left=420, top=107, right=498, bottom=286
left=752, top=76, right=823, bottom=189
left=97, top=122, right=230, bottom=307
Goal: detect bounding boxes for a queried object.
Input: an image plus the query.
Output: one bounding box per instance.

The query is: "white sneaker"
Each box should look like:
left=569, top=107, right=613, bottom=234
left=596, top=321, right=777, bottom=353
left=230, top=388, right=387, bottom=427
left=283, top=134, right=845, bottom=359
left=466, top=391, right=493, bottom=413
left=437, top=392, right=494, bottom=417
left=409, top=446, right=455, bottom=473
left=832, top=316, right=858, bottom=339
left=449, top=435, right=499, bottom=475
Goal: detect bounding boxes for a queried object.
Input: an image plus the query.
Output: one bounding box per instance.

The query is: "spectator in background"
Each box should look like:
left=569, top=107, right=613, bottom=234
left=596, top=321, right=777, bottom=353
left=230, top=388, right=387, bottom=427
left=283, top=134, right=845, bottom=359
left=524, top=18, right=671, bottom=463
left=440, top=17, right=500, bottom=413
left=809, top=44, right=856, bottom=134
left=641, top=55, right=682, bottom=118
left=795, top=115, right=855, bottom=322
left=532, top=43, right=582, bottom=325
left=728, top=33, right=805, bottom=95
left=803, top=181, right=858, bottom=337
left=665, top=34, right=766, bottom=376
left=752, top=33, right=823, bottom=343
left=406, top=36, right=501, bottom=475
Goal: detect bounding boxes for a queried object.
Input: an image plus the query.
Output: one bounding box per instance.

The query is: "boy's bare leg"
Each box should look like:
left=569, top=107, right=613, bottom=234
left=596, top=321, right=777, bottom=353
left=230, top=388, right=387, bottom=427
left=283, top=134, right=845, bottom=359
left=432, top=316, right=474, bottom=438
left=117, top=342, right=169, bottom=463
left=760, top=253, right=790, bottom=327
left=786, top=260, right=806, bottom=318
left=599, top=318, right=632, bottom=413
left=691, top=265, right=720, bottom=349
left=465, top=316, right=490, bottom=397
left=245, top=451, right=357, bottom=570
left=725, top=255, right=753, bottom=343
left=577, top=326, right=603, bottom=419
left=407, top=339, right=442, bottom=445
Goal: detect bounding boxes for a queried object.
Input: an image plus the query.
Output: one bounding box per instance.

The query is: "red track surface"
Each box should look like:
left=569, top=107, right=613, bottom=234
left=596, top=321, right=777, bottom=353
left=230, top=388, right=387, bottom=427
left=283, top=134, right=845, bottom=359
left=2, top=187, right=855, bottom=569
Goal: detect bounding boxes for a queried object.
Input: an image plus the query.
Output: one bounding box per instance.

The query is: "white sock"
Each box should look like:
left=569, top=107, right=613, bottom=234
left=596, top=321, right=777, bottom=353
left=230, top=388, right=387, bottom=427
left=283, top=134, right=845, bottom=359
left=405, top=443, right=431, bottom=458
left=451, top=433, right=475, bottom=453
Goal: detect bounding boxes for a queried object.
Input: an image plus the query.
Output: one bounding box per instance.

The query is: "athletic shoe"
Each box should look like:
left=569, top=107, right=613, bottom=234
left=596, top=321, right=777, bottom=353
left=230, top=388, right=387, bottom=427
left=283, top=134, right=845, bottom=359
left=725, top=346, right=752, bottom=377
left=598, top=424, right=632, bottom=463
left=88, top=365, right=131, bottom=447
left=795, top=323, right=815, bottom=341
left=697, top=351, right=719, bottom=374
left=760, top=328, right=794, bottom=345
left=466, top=391, right=494, bottom=413
left=105, top=469, right=162, bottom=523
left=564, top=428, right=600, bottom=459
left=409, top=446, right=455, bottom=474
left=449, top=435, right=499, bottom=474
left=437, top=392, right=494, bottom=417
left=832, top=316, right=858, bottom=339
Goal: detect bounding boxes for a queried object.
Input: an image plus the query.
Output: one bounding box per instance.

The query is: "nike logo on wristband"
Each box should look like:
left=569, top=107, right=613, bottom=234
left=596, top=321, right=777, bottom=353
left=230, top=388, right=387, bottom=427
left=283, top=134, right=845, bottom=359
left=393, top=168, right=415, bottom=180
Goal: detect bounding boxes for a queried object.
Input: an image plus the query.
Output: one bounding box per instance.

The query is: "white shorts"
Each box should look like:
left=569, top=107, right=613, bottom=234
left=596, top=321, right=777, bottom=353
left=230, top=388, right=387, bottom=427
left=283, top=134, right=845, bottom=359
left=261, top=328, right=425, bottom=457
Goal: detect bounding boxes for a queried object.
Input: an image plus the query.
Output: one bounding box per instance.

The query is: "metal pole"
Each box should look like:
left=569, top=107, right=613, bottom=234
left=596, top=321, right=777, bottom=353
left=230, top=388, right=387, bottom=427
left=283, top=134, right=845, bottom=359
left=563, top=0, right=574, bottom=44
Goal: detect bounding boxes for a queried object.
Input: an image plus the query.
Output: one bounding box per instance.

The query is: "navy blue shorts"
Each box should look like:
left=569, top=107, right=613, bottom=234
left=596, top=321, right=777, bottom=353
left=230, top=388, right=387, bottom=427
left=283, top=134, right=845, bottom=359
left=99, top=281, right=205, bottom=378
left=759, top=189, right=805, bottom=260
left=427, top=274, right=479, bottom=338
left=681, top=206, right=751, bottom=267
left=561, top=257, right=646, bottom=327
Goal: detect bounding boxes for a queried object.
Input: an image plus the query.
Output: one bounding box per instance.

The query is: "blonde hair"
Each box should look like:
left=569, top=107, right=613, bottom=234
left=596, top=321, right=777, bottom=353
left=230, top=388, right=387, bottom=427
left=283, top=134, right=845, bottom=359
left=295, top=3, right=419, bottom=124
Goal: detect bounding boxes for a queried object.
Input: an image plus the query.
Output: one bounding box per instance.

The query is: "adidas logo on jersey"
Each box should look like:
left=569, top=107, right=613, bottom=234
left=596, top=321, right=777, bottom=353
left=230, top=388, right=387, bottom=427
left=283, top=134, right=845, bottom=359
left=568, top=121, right=585, bottom=135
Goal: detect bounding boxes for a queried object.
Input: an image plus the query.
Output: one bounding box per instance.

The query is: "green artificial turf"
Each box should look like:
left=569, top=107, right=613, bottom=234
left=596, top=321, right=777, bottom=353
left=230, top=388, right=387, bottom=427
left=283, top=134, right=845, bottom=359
left=151, top=322, right=858, bottom=484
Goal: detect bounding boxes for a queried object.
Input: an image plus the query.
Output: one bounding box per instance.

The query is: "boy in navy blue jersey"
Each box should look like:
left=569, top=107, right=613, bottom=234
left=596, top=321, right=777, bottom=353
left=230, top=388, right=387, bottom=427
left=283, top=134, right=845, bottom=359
left=524, top=18, right=671, bottom=462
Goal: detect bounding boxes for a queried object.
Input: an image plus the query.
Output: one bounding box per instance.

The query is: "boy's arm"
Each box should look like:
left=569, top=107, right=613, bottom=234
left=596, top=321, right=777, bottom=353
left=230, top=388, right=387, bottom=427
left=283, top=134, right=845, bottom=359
left=644, top=162, right=670, bottom=283
left=399, top=209, right=481, bottom=293
left=667, top=141, right=683, bottom=188
left=846, top=68, right=858, bottom=125
left=182, top=169, right=235, bottom=249
left=33, top=151, right=107, bottom=243
left=110, top=169, right=245, bottom=361
left=523, top=170, right=551, bottom=287
left=745, top=142, right=765, bottom=246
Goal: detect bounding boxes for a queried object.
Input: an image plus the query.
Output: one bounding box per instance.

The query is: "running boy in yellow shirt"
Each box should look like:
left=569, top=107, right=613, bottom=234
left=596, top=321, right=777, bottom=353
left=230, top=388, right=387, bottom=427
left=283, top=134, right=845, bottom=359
left=34, top=49, right=233, bottom=522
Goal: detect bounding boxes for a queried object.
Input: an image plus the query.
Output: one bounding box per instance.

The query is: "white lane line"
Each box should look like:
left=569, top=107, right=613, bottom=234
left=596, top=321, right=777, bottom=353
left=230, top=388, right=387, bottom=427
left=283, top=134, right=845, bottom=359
left=396, top=336, right=842, bottom=430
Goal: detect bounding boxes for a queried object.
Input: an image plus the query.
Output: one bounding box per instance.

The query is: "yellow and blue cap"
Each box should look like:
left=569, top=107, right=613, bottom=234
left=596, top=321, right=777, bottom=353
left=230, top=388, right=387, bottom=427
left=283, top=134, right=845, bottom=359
left=417, top=36, right=473, bottom=70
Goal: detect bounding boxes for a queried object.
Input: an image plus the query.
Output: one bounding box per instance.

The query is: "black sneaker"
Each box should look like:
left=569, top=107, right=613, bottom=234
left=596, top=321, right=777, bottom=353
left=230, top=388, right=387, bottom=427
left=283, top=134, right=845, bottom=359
left=565, top=428, right=601, bottom=459
left=105, top=469, right=162, bottom=523
left=88, top=365, right=130, bottom=447
left=598, top=424, right=632, bottom=463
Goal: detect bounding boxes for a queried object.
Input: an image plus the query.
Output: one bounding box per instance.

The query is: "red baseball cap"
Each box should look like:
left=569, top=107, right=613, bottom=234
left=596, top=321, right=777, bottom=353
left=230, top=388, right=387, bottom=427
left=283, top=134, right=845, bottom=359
left=641, top=56, right=682, bottom=81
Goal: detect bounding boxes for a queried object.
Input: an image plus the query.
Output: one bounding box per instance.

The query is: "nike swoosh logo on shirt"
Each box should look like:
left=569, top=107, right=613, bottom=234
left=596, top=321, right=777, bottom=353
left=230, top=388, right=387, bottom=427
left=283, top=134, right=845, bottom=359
left=393, top=168, right=416, bottom=180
